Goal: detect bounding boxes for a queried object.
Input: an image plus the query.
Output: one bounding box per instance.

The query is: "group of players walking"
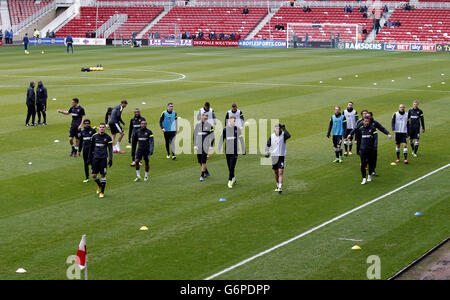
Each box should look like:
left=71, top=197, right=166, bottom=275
left=327, top=101, right=425, bottom=184
left=33, top=88, right=424, bottom=196
left=53, top=98, right=290, bottom=197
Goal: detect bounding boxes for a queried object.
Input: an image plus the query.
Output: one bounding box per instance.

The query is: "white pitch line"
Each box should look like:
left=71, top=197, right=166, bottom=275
left=184, top=79, right=450, bottom=94
left=204, top=163, right=450, bottom=280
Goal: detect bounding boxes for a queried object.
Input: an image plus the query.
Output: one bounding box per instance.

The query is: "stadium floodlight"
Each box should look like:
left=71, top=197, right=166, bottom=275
left=286, top=23, right=360, bottom=49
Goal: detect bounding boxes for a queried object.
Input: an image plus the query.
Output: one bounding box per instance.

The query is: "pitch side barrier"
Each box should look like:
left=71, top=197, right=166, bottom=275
left=336, top=42, right=449, bottom=52
left=28, top=38, right=107, bottom=46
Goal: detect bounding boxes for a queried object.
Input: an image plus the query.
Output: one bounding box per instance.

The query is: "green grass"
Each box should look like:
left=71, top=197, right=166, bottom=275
left=0, top=45, right=449, bottom=279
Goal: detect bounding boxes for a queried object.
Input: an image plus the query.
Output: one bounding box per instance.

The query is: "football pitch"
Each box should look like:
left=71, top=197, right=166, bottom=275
left=0, top=45, right=449, bottom=280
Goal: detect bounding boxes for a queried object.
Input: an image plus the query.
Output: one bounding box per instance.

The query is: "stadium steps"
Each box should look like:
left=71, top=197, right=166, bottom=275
left=41, top=2, right=79, bottom=38
left=245, top=7, right=277, bottom=40
left=136, top=6, right=172, bottom=39
left=0, top=0, right=11, bottom=30
left=11, top=0, right=56, bottom=36
left=364, top=9, right=395, bottom=43
left=97, top=13, right=128, bottom=39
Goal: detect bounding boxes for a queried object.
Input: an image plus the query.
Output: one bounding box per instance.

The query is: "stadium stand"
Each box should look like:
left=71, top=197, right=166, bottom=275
left=254, top=7, right=373, bottom=41
left=8, top=0, right=53, bottom=25
left=144, top=6, right=268, bottom=39
left=56, top=6, right=163, bottom=38
left=376, top=9, right=450, bottom=44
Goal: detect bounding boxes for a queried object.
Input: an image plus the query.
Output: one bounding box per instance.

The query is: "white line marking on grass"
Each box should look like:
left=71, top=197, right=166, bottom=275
left=0, top=71, right=186, bottom=87
left=185, top=79, right=450, bottom=94
left=204, top=163, right=450, bottom=280
left=338, top=238, right=363, bottom=242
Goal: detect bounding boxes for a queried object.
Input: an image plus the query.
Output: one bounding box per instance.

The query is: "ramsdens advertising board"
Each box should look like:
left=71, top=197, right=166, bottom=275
left=336, top=42, right=384, bottom=50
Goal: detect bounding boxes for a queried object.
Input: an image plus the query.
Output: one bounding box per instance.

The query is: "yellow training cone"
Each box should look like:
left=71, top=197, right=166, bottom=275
left=139, top=226, right=148, bottom=231
left=352, top=245, right=361, bottom=250
left=390, top=162, right=397, bottom=166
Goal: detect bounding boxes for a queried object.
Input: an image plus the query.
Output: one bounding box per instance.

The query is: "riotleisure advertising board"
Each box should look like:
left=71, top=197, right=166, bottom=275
left=148, top=39, right=192, bottom=47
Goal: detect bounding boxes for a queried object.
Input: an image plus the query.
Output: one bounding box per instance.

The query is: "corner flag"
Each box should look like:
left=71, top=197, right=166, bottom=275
left=76, top=234, right=87, bottom=270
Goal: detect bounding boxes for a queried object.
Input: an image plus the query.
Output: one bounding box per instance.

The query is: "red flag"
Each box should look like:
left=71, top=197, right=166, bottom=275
left=75, top=235, right=87, bottom=270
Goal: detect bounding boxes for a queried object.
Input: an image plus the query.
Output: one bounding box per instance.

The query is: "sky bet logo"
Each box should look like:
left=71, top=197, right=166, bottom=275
left=410, top=44, right=423, bottom=51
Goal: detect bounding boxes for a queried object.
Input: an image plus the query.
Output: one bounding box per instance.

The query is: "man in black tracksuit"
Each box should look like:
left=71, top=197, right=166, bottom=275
left=407, top=100, right=425, bottom=157
left=193, top=113, right=215, bottom=181
left=218, top=116, right=246, bottom=189
left=354, top=117, right=377, bottom=184
left=25, top=81, right=36, bottom=126
left=78, top=119, right=96, bottom=182
left=128, top=108, right=146, bottom=166
left=36, top=80, right=47, bottom=125
left=349, top=111, right=391, bottom=176
left=89, top=123, right=113, bottom=198
left=132, top=120, right=154, bottom=182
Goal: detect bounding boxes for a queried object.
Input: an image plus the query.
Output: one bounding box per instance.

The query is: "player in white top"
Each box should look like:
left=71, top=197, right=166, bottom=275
left=343, top=101, right=358, bottom=156
left=265, top=124, right=291, bottom=194
left=197, top=102, right=216, bottom=156
left=391, top=104, right=409, bottom=164
left=225, top=103, right=244, bottom=129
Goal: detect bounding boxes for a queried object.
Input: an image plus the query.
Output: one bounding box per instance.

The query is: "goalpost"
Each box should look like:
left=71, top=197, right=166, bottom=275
left=286, top=23, right=361, bottom=48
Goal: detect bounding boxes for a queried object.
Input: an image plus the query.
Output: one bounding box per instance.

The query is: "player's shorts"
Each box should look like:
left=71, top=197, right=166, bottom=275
left=272, top=156, right=285, bottom=170
left=69, top=125, right=80, bottom=138
left=92, top=158, right=107, bottom=175
left=136, top=149, right=150, bottom=162
left=333, top=135, right=343, bottom=148
left=395, top=133, right=408, bottom=144
left=345, top=129, right=354, bottom=140
left=197, top=153, right=208, bottom=164
left=110, top=122, right=123, bottom=135
left=409, top=128, right=420, bottom=139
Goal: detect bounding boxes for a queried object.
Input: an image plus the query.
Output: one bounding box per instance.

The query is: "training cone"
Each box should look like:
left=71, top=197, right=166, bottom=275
left=16, top=268, right=27, bottom=273
left=390, top=162, right=397, bottom=166
left=351, top=245, right=361, bottom=250
left=139, top=226, right=149, bottom=231
left=54, top=140, right=60, bottom=143
left=219, top=198, right=227, bottom=202
left=126, top=145, right=131, bottom=149
left=414, top=212, right=423, bottom=216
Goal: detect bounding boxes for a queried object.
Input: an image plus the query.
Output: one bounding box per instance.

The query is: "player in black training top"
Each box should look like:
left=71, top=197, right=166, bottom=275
left=78, top=119, right=96, bottom=183
left=218, top=116, right=246, bottom=189
left=354, top=117, right=377, bottom=185
left=128, top=108, right=146, bottom=166
left=407, top=100, right=425, bottom=157
left=57, top=98, right=86, bottom=157
left=132, top=120, right=154, bottom=182
left=194, top=113, right=215, bottom=182
left=89, top=123, right=113, bottom=198
left=348, top=111, right=391, bottom=176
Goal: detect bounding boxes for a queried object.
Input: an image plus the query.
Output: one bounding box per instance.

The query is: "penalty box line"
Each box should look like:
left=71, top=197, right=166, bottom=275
left=204, top=163, right=450, bottom=280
